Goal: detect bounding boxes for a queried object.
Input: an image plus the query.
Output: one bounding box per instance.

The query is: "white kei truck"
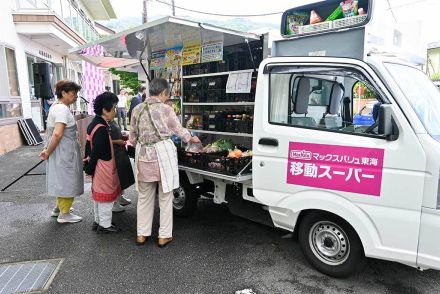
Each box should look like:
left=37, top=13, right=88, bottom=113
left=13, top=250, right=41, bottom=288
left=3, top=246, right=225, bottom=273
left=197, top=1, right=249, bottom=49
left=70, top=0, right=440, bottom=278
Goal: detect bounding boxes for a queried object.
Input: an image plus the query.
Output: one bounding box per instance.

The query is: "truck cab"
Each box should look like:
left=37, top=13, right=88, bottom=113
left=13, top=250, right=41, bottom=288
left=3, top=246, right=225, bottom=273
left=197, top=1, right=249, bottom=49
left=253, top=0, right=440, bottom=278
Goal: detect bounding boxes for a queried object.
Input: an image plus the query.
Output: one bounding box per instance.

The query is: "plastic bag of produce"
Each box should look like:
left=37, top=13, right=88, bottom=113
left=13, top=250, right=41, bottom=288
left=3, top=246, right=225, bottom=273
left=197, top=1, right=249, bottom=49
left=341, top=0, right=359, bottom=18
left=185, top=141, right=204, bottom=153
left=285, top=11, right=309, bottom=35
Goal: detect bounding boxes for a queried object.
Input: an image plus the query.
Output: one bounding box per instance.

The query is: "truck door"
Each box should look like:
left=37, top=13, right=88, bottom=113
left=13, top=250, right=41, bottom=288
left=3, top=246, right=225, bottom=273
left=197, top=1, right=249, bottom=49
left=253, top=57, right=427, bottom=266
left=383, top=61, right=440, bottom=270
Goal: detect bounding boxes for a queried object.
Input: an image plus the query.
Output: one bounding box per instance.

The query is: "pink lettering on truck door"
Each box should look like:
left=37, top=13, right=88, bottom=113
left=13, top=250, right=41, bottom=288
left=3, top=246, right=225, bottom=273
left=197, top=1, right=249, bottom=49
left=287, top=142, right=384, bottom=197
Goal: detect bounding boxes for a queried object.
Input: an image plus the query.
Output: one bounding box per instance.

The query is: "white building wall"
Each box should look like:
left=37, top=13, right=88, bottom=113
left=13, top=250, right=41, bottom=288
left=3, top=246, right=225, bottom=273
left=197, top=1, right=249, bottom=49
left=1, top=0, right=108, bottom=128
left=0, top=0, right=32, bottom=119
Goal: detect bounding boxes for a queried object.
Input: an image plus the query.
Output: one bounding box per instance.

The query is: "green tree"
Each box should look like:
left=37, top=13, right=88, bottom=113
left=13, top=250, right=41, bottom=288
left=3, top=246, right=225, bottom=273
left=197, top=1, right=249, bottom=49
left=109, top=68, right=143, bottom=95
left=353, top=82, right=377, bottom=99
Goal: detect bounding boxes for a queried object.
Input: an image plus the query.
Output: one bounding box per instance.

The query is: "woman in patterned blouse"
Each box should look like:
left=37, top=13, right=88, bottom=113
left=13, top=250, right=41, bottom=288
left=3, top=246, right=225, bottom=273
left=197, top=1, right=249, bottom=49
left=129, top=78, right=200, bottom=247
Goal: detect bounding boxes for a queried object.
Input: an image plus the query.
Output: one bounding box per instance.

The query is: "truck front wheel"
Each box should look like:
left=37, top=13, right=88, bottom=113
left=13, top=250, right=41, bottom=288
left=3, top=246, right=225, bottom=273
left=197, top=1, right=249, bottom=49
left=173, top=174, right=198, bottom=217
left=298, top=211, right=366, bottom=278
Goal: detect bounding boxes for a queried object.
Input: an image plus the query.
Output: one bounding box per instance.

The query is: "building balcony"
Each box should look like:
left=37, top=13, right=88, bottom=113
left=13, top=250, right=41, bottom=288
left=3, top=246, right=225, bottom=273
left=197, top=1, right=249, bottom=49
left=13, top=13, right=87, bottom=53
left=13, top=0, right=107, bottom=44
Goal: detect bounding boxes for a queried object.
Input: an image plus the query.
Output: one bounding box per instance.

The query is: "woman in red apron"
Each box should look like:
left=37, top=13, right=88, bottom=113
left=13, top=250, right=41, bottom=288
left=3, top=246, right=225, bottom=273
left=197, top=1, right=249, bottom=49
left=84, top=92, right=121, bottom=233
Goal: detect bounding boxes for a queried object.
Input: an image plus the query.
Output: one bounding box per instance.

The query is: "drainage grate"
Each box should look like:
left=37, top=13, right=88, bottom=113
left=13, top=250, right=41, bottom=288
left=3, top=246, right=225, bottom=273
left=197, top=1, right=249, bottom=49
left=0, top=259, right=63, bottom=294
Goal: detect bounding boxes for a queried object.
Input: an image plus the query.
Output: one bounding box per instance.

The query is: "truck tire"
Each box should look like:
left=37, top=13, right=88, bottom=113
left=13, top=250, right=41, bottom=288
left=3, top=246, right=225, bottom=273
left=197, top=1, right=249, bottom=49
left=298, top=211, right=366, bottom=278
left=173, top=174, right=198, bottom=217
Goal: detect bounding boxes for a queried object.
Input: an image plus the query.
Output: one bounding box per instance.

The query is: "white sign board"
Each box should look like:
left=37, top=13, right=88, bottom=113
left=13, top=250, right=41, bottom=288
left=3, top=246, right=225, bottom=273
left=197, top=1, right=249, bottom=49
left=226, top=70, right=253, bottom=93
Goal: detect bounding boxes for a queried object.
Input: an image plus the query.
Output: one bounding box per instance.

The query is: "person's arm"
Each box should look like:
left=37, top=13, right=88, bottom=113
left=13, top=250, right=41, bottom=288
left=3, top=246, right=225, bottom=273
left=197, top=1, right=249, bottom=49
left=129, top=106, right=139, bottom=147
left=166, top=106, right=200, bottom=143
left=109, top=122, right=126, bottom=146
left=85, top=127, right=111, bottom=176
left=112, top=139, right=127, bottom=146
left=40, top=122, right=65, bottom=160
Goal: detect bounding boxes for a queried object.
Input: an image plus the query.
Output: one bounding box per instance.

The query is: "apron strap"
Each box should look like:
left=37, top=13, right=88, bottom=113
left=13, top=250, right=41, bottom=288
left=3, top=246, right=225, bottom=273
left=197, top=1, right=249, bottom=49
left=87, top=123, right=107, bottom=150
left=135, top=102, right=168, bottom=146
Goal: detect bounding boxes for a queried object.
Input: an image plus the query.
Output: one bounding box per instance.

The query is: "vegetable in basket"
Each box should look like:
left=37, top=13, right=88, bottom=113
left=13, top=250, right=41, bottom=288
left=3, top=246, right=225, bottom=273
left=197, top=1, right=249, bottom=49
left=211, top=139, right=234, bottom=152
left=227, top=149, right=253, bottom=158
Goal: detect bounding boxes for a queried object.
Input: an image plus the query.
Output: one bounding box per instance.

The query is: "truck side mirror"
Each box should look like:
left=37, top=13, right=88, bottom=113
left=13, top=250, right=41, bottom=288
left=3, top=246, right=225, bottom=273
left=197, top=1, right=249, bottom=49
left=378, top=104, right=398, bottom=141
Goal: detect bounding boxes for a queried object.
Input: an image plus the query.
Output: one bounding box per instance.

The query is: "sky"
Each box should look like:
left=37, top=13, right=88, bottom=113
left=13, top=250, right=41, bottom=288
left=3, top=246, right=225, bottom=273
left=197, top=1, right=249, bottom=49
left=110, top=0, right=299, bottom=24
left=109, top=0, right=440, bottom=46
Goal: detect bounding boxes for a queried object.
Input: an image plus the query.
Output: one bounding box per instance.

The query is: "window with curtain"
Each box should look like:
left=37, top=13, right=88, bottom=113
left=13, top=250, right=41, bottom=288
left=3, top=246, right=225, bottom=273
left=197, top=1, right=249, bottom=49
left=5, top=48, right=20, bottom=97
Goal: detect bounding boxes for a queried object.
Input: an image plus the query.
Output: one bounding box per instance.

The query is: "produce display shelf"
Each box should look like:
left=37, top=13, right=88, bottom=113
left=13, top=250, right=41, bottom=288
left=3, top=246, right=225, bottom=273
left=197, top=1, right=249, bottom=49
left=182, top=102, right=255, bottom=106
left=187, top=129, right=253, bottom=137
left=182, top=69, right=257, bottom=79
left=178, top=165, right=252, bottom=183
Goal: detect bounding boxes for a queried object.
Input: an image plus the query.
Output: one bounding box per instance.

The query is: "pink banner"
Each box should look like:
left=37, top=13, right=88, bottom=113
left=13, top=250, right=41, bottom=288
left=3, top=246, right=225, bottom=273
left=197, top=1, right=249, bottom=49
left=82, top=61, right=105, bottom=114
left=287, top=142, right=384, bottom=197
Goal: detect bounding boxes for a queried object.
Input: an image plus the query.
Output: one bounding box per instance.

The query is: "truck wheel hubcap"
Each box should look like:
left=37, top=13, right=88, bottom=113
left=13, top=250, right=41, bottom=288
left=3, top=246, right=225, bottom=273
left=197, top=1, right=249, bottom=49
left=309, top=221, right=350, bottom=266
left=173, top=187, right=186, bottom=210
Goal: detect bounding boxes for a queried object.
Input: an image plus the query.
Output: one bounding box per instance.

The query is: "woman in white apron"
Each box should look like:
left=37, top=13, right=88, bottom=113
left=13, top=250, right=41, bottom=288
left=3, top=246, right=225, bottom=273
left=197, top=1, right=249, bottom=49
left=39, top=80, right=84, bottom=223
left=129, top=78, right=200, bottom=247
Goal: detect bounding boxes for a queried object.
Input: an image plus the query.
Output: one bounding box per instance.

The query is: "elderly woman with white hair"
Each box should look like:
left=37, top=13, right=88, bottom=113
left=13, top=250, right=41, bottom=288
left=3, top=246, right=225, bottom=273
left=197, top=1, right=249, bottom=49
left=130, top=78, right=200, bottom=247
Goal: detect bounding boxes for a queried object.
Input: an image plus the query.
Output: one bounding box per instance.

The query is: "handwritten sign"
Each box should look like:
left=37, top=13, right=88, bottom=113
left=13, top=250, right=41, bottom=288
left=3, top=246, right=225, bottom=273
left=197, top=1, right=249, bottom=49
left=226, top=70, right=253, bottom=93
left=201, top=41, right=223, bottom=63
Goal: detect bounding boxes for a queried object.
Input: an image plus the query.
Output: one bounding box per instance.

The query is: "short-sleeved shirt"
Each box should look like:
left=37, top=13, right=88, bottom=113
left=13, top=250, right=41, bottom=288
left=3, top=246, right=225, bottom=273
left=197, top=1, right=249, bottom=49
left=117, top=95, right=127, bottom=108
left=47, top=102, right=76, bottom=128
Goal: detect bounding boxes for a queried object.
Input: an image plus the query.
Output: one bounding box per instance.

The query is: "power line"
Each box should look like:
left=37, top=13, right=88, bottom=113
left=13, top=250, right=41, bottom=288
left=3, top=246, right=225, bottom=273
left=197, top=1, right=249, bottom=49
left=152, top=0, right=284, bottom=17
left=386, top=0, right=397, bottom=23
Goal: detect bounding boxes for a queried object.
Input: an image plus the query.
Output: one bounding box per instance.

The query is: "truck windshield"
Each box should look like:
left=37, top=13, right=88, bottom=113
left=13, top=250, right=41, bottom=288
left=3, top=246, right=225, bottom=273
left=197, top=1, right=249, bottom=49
left=385, top=63, right=440, bottom=141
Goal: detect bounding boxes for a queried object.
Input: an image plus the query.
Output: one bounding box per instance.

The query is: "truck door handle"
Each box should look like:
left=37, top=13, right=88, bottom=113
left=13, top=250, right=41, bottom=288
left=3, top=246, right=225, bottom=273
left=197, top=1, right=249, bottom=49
left=258, top=138, right=278, bottom=147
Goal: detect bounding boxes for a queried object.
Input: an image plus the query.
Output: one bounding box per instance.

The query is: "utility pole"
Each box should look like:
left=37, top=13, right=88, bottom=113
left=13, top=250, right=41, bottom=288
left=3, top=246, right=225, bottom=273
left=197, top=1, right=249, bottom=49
left=171, top=0, right=175, bottom=16
left=142, top=0, right=148, bottom=23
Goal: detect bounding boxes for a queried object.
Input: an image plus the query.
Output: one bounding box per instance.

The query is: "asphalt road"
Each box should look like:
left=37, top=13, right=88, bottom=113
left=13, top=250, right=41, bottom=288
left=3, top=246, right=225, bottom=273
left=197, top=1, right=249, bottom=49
left=1, top=147, right=440, bottom=294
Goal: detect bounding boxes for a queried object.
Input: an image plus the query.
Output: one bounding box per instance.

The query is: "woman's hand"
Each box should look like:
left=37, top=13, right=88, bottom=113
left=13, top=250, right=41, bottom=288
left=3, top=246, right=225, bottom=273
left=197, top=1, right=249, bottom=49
left=112, top=139, right=127, bottom=146
left=39, top=149, right=49, bottom=160
left=190, top=136, right=201, bottom=143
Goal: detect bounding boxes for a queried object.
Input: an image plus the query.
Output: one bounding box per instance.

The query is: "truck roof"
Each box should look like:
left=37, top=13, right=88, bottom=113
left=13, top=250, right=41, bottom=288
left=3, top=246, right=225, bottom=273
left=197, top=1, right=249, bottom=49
left=68, top=16, right=262, bottom=71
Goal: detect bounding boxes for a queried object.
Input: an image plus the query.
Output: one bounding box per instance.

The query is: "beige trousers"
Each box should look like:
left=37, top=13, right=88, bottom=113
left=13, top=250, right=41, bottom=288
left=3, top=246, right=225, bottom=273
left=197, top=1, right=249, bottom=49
left=137, top=181, right=173, bottom=238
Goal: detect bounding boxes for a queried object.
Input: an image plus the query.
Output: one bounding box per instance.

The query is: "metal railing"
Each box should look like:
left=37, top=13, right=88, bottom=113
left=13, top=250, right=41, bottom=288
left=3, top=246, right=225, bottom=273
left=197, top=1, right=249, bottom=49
left=15, top=0, right=101, bottom=42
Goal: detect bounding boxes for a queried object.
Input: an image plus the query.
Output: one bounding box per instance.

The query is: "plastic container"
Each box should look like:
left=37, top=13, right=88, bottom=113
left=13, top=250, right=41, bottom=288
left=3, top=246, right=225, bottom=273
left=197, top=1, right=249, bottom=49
left=177, top=148, right=204, bottom=169
left=203, top=150, right=252, bottom=175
